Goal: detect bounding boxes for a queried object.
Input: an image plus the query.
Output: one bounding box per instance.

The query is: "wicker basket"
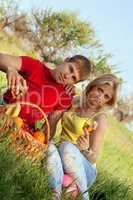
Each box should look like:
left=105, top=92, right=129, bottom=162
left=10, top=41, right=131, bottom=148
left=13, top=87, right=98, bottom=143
left=0, top=102, right=50, bottom=163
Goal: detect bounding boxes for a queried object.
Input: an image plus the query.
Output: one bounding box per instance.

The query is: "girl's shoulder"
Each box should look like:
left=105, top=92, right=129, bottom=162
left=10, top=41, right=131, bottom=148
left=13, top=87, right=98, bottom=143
left=91, top=110, right=107, bottom=122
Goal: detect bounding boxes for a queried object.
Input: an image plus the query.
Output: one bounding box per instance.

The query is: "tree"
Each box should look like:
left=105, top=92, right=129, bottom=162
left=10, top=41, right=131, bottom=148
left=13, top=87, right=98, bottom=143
left=26, top=9, right=100, bottom=62
left=90, top=51, right=113, bottom=77
left=0, top=0, right=24, bottom=31
left=0, top=3, right=122, bottom=76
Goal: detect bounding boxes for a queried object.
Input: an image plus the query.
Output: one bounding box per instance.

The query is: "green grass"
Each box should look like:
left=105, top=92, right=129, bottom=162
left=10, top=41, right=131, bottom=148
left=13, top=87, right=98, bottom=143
left=0, top=140, right=52, bottom=200
left=89, top=116, right=133, bottom=200
left=0, top=117, right=133, bottom=200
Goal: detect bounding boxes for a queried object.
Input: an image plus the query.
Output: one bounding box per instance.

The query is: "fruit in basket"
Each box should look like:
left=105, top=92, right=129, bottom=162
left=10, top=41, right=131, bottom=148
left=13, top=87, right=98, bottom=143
left=10, top=131, right=17, bottom=138
left=14, top=117, right=24, bottom=128
left=33, top=130, right=45, bottom=144
left=5, top=103, right=21, bottom=117
left=22, top=123, right=34, bottom=135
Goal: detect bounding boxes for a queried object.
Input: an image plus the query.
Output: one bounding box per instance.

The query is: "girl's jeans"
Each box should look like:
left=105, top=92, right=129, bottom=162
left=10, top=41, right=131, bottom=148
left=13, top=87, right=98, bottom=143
left=46, top=141, right=97, bottom=200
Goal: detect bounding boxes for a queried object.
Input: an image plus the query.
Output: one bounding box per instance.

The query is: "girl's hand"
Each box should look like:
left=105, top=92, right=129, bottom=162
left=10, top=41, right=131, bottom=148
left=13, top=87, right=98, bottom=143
left=77, top=127, right=90, bottom=151
left=6, top=68, right=28, bottom=98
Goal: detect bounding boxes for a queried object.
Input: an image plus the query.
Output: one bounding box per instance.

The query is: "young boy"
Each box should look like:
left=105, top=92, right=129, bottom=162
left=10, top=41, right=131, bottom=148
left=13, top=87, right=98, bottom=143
left=0, top=53, right=91, bottom=125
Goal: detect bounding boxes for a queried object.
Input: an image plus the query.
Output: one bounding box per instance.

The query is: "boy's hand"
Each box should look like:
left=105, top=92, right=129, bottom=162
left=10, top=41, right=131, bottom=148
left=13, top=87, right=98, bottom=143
left=64, top=85, right=75, bottom=96
left=77, top=127, right=90, bottom=151
left=6, top=68, right=28, bottom=98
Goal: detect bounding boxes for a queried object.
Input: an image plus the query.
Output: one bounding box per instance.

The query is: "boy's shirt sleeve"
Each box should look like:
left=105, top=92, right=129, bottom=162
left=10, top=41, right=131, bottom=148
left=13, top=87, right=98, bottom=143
left=20, top=56, right=43, bottom=77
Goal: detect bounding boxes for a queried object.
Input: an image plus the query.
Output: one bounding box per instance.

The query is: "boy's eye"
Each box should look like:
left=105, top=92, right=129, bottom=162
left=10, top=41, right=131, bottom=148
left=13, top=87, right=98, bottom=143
left=104, top=94, right=110, bottom=100
left=69, top=65, right=74, bottom=73
left=98, top=88, right=103, bottom=93
left=72, top=75, right=76, bottom=82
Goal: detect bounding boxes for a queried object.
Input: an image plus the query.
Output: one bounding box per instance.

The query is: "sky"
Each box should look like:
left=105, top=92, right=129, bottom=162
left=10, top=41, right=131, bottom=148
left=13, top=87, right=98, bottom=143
left=19, top=0, right=133, bottom=95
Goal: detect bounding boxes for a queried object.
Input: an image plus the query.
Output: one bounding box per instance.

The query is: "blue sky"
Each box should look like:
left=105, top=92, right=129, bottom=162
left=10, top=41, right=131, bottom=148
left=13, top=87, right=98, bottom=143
left=20, top=0, right=133, bottom=95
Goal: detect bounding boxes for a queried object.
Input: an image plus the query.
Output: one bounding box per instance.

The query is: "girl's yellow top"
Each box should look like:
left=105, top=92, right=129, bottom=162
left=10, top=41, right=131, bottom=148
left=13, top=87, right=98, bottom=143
left=60, top=111, right=94, bottom=144
left=53, top=110, right=97, bottom=145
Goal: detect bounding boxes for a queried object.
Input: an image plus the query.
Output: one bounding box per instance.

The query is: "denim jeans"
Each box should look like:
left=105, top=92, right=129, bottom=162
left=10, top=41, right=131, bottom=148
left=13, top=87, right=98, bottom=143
left=0, top=97, right=5, bottom=105
left=46, top=141, right=97, bottom=200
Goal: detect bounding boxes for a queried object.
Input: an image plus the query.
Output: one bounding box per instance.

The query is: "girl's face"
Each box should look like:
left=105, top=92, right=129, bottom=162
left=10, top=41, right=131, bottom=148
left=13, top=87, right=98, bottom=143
left=85, top=83, right=114, bottom=110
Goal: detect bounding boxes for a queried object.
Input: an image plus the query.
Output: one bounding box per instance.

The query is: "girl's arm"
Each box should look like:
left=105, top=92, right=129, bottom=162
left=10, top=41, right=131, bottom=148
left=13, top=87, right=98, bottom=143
left=77, top=114, right=107, bottom=164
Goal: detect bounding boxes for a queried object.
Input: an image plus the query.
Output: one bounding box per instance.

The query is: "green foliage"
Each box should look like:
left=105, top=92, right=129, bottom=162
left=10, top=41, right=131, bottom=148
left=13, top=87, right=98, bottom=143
left=0, top=0, right=21, bottom=30
left=91, top=53, right=113, bottom=75
left=28, top=9, right=100, bottom=62
left=35, top=119, right=46, bottom=130
left=0, top=2, right=119, bottom=75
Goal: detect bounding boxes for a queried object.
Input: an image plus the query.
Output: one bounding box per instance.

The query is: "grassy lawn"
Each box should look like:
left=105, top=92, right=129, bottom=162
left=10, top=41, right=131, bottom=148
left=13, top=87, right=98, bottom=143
left=0, top=117, right=133, bottom=200
left=89, top=116, right=133, bottom=200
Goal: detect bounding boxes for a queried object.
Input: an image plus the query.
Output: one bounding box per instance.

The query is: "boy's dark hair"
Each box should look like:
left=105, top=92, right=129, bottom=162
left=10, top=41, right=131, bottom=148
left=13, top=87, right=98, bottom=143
left=67, top=55, right=91, bottom=80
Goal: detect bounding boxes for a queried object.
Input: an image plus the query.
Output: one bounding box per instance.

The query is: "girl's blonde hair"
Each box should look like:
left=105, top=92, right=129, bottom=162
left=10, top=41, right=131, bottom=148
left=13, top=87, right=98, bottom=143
left=85, top=74, right=119, bottom=107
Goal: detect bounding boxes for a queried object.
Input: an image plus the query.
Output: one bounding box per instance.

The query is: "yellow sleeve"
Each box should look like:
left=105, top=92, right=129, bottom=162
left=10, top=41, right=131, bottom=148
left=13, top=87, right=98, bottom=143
left=52, top=118, right=62, bottom=144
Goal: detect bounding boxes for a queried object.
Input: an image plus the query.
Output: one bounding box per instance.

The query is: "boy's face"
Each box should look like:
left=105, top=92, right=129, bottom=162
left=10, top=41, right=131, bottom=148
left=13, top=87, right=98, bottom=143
left=54, top=61, right=81, bottom=85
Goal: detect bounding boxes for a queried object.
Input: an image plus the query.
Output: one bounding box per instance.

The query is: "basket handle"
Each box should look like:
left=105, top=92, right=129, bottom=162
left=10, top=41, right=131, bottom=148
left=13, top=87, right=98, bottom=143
left=8, top=102, right=50, bottom=141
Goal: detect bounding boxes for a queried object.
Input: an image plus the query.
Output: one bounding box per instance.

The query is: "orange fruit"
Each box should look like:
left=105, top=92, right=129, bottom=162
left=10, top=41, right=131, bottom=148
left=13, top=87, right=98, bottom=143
left=15, top=117, right=24, bottom=128
left=83, top=123, right=94, bottom=134
left=10, top=131, right=17, bottom=138
left=87, top=126, right=93, bottom=133
left=33, top=131, right=45, bottom=144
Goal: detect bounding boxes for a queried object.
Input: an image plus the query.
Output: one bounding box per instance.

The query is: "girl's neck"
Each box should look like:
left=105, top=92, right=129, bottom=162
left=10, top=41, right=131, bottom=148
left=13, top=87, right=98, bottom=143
left=73, top=96, right=99, bottom=117
left=76, top=105, right=97, bottom=118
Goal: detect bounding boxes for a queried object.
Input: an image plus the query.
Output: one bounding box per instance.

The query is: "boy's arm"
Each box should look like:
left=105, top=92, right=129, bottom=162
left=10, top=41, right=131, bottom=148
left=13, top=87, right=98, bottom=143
left=0, top=53, right=27, bottom=98
left=0, top=53, right=21, bottom=72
